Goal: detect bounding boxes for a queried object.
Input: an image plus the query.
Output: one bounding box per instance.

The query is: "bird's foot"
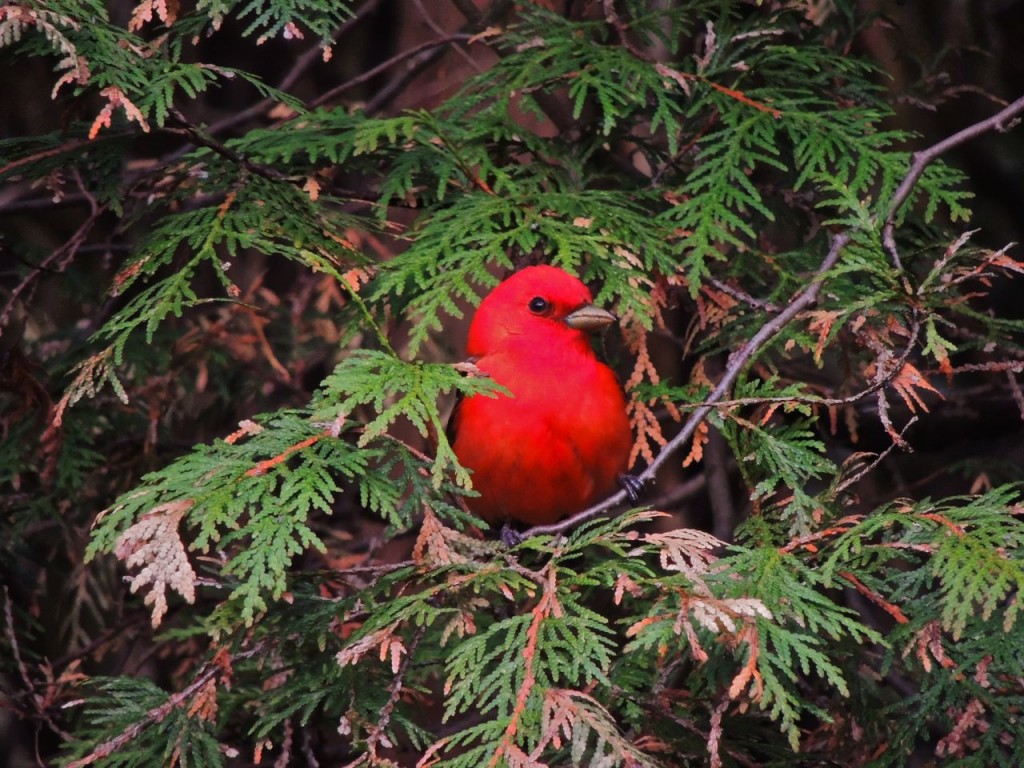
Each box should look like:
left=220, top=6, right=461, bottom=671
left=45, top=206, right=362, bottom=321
left=499, top=521, right=525, bottom=547
left=618, top=473, right=647, bottom=505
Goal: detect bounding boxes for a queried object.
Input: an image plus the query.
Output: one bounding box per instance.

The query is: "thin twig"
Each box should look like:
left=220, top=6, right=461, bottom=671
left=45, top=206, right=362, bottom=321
left=363, top=46, right=452, bottom=116
left=832, top=416, right=919, bottom=496
left=707, top=276, right=782, bottom=313
left=4, top=587, right=35, bottom=706
left=0, top=138, right=91, bottom=177
left=0, top=191, right=93, bottom=215
left=301, top=727, right=321, bottom=768
left=882, top=93, right=1024, bottom=272
left=650, top=109, right=719, bottom=186
left=659, top=235, right=849, bottom=478
left=1006, top=370, right=1024, bottom=420
left=205, top=0, right=383, bottom=136
left=412, top=0, right=482, bottom=72
left=308, top=34, right=474, bottom=109
left=50, top=615, right=148, bottom=671
left=3, top=589, right=78, bottom=742
left=329, top=560, right=414, bottom=578
left=362, top=0, right=512, bottom=116
left=0, top=190, right=106, bottom=336
left=365, top=623, right=427, bottom=759
left=602, top=0, right=645, bottom=59
left=165, top=110, right=290, bottom=183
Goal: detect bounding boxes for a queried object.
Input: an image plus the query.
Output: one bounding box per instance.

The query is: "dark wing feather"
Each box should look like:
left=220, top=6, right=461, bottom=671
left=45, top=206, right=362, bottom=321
left=445, top=389, right=463, bottom=446
left=444, top=356, right=478, bottom=447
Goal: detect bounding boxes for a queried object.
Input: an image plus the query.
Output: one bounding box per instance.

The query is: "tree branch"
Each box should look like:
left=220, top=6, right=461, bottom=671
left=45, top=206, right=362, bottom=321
left=308, top=34, right=475, bottom=110
left=832, top=416, right=919, bottom=497
left=523, top=92, right=1024, bottom=540
left=523, top=232, right=850, bottom=539
left=882, top=93, right=1024, bottom=271
left=205, top=0, right=384, bottom=136
left=65, top=641, right=268, bottom=768
left=0, top=178, right=106, bottom=336
left=684, top=314, right=922, bottom=412
left=164, top=110, right=291, bottom=183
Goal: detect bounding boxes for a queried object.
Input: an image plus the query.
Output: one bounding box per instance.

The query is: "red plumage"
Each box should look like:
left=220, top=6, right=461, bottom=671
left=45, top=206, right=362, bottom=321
left=450, top=265, right=633, bottom=526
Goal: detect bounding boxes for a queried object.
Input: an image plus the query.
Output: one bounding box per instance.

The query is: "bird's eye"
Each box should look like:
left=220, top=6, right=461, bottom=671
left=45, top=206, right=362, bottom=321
left=528, top=296, right=550, bottom=314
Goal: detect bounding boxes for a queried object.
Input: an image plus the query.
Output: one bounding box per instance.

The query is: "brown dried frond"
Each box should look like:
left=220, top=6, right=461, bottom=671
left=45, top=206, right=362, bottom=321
left=114, top=499, right=197, bottom=627
left=128, top=0, right=180, bottom=31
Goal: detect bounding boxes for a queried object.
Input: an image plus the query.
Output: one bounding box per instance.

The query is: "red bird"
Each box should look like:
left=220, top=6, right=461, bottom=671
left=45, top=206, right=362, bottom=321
left=450, top=265, right=634, bottom=533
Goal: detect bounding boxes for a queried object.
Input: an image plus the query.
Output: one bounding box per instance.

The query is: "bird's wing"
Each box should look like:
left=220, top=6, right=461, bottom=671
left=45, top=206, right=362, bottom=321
left=444, top=357, right=479, bottom=447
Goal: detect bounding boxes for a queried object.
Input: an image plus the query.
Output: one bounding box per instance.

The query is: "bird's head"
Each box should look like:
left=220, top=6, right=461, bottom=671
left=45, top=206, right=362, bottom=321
left=467, top=265, right=616, bottom=357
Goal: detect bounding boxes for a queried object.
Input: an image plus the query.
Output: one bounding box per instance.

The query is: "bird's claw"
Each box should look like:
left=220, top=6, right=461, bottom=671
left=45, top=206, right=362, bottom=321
left=618, top=473, right=646, bottom=505
left=499, top=521, right=525, bottom=547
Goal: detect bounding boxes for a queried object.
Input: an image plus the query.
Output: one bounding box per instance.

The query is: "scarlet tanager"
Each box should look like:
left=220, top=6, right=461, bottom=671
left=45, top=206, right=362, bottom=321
left=449, top=265, right=635, bottom=531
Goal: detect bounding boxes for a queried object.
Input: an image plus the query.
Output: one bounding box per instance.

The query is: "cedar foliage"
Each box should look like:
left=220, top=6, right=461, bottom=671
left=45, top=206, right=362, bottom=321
left=2, top=1, right=1024, bottom=766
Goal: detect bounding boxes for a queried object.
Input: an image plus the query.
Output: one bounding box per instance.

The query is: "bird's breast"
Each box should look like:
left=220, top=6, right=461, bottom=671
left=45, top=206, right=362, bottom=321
left=452, top=347, right=632, bottom=525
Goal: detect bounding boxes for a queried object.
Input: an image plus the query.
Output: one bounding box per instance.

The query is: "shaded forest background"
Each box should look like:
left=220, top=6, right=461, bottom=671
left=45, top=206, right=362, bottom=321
left=4, top=1, right=1024, bottom=766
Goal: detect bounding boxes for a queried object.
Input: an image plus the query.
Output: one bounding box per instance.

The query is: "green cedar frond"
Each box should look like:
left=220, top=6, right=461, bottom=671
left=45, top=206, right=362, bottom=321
left=315, top=349, right=504, bottom=488
left=62, top=677, right=224, bottom=768
left=821, top=488, right=1024, bottom=640
left=87, top=408, right=434, bottom=627
left=6, top=2, right=1023, bottom=766
left=194, top=0, right=354, bottom=45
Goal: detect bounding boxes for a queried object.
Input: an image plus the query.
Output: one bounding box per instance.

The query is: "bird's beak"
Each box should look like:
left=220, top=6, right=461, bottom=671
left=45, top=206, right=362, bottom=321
left=565, top=304, right=617, bottom=332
